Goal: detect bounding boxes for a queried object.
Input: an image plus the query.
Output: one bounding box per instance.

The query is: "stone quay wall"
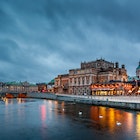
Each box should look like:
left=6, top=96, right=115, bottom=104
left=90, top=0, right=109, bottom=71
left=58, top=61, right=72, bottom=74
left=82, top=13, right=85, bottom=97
left=27, top=92, right=140, bottom=111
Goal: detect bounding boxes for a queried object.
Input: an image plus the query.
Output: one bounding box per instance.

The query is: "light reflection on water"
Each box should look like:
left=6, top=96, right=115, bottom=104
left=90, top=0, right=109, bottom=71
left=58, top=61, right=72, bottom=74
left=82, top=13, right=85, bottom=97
left=0, top=98, right=140, bottom=140
left=136, top=114, right=140, bottom=139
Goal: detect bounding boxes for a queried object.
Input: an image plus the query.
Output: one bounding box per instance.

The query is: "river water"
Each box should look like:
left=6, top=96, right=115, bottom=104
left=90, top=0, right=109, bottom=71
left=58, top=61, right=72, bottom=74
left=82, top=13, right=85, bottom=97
left=0, top=98, right=140, bottom=140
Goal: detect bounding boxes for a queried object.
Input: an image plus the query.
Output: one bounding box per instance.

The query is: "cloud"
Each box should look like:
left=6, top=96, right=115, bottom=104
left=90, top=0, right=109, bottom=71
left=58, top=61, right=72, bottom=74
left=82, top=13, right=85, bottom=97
left=0, top=0, right=139, bottom=82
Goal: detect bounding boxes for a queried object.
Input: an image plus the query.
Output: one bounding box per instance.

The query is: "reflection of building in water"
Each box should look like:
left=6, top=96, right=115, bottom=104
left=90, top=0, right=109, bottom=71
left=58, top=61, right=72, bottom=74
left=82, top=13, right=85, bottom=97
left=90, top=107, right=116, bottom=132
left=90, top=106, right=135, bottom=134
left=107, top=108, right=116, bottom=133
left=17, top=98, right=25, bottom=104
left=125, top=113, right=134, bottom=133
left=136, top=114, right=140, bottom=139
left=90, top=106, right=100, bottom=121
left=40, top=105, right=46, bottom=122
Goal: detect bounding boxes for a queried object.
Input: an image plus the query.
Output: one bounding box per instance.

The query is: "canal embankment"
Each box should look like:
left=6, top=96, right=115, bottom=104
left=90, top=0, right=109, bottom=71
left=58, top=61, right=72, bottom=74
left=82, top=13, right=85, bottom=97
left=27, top=92, right=140, bottom=111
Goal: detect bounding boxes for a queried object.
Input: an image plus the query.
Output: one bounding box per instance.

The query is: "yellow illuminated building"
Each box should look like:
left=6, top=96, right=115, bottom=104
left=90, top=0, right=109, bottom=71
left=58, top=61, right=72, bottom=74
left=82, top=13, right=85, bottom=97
left=91, top=81, right=133, bottom=96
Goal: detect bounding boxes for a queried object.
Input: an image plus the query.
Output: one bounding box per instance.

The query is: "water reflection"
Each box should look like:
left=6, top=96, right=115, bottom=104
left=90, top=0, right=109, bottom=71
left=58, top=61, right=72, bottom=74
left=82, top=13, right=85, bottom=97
left=136, top=113, right=140, bottom=138
left=4, top=98, right=14, bottom=105
left=0, top=99, right=140, bottom=140
left=89, top=106, right=138, bottom=135
left=52, top=101, right=140, bottom=139
left=2, top=98, right=27, bottom=104
left=40, top=105, right=46, bottom=122
left=40, top=103, right=47, bottom=139
left=125, top=113, right=134, bottom=132
left=17, top=98, right=25, bottom=104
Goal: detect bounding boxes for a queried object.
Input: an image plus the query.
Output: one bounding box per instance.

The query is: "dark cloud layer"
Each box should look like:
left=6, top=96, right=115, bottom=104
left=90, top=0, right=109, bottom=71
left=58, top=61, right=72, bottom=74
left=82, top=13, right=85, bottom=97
left=0, top=0, right=140, bottom=82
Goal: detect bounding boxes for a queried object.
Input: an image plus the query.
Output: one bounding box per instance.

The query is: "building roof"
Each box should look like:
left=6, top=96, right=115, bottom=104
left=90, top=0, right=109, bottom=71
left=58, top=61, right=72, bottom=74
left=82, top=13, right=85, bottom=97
left=29, top=83, right=37, bottom=86
left=48, top=79, right=54, bottom=85
left=128, top=76, right=140, bottom=81
left=4, top=81, right=36, bottom=86
left=136, top=61, right=140, bottom=70
left=5, top=81, right=22, bottom=86
left=136, top=65, right=140, bottom=70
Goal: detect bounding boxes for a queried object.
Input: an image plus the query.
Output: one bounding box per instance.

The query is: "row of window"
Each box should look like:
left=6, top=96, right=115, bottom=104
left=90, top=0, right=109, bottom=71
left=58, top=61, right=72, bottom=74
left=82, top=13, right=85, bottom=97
left=72, top=88, right=90, bottom=95
left=69, top=77, right=91, bottom=85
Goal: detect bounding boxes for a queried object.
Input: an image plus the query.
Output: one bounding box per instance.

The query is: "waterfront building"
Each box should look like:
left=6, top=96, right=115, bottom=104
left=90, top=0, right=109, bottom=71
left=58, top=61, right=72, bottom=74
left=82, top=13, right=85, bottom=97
left=125, top=61, right=140, bottom=95
left=28, top=83, right=38, bottom=92
left=55, top=59, right=128, bottom=95
left=55, top=74, right=69, bottom=94
left=0, top=81, right=38, bottom=93
left=36, top=83, right=47, bottom=92
left=47, top=79, right=55, bottom=93
left=127, top=61, right=140, bottom=86
left=90, top=81, right=133, bottom=96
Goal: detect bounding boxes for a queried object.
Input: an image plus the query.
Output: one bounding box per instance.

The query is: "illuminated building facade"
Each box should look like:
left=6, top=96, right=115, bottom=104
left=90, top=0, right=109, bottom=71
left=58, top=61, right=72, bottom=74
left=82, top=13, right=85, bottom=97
left=55, top=74, right=69, bottom=94
left=47, top=79, right=55, bottom=93
left=90, top=81, right=133, bottom=96
left=36, top=83, right=47, bottom=92
left=55, top=59, right=128, bottom=95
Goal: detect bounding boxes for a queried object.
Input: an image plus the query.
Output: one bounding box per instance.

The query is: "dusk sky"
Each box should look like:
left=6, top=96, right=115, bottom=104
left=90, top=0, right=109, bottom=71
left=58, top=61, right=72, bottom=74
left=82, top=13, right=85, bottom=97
left=0, top=0, right=140, bottom=83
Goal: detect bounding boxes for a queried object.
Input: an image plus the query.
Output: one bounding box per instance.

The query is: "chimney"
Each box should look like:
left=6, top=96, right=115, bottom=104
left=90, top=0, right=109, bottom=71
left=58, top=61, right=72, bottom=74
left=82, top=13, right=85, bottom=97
left=115, top=62, right=119, bottom=68
left=122, top=64, right=125, bottom=69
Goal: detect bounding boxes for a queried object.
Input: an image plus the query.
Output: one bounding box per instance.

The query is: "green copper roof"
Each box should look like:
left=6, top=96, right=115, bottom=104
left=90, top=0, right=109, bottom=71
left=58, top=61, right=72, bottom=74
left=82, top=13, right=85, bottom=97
left=29, top=83, right=37, bottom=86
left=136, top=65, right=140, bottom=70
left=136, top=61, right=140, bottom=70
left=48, top=79, right=54, bottom=85
left=128, top=76, right=139, bottom=81
left=5, top=81, right=21, bottom=86
left=5, top=81, right=36, bottom=86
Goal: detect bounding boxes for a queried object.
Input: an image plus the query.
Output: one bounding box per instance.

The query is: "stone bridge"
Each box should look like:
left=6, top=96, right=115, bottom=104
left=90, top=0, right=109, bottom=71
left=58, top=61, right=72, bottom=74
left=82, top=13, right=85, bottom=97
left=0, top=92, right=27, bottom=98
